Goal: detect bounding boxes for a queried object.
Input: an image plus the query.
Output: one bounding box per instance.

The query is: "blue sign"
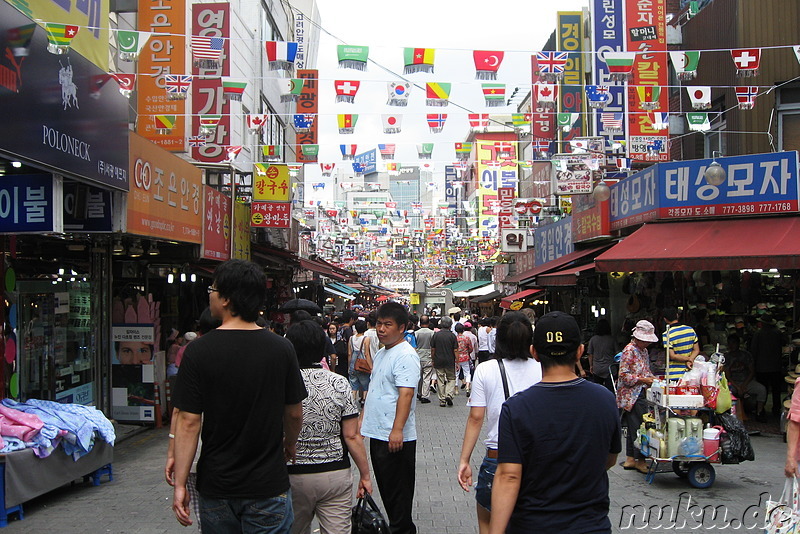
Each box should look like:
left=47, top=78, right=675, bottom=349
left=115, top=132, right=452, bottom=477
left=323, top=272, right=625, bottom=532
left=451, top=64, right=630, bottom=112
left=591, top=0, right=626, bottom=145
left=609, top=166, right=659, bottom=230
left=444, top=165, right=458, bottom=207
left=63, top=182, right=113, bottom=232
left=658, top=151, right=799, bottom=218
left=0, top=174, right=58, bottom=233
left=354, top=149, right=377, bottom=175
left=534, top=216, right=574, bottom=266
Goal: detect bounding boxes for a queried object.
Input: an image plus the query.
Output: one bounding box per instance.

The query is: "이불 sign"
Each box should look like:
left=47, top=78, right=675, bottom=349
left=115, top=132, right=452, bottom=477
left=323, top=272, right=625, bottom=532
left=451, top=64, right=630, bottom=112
left=0, top=174, right=61, bottom=233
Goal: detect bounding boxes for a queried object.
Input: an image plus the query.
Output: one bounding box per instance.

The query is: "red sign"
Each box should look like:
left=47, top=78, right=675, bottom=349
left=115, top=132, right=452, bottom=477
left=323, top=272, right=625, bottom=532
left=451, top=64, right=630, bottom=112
left=201, top=186, right=232, bottom=261
left=191, top=3, right=231, bottom=163
left=530, top=54, right=555, bottom=141
left=498, top=187, right=516, bottom=229
left=250, top=202, right=291, bottom=228
left=625, top=0, right=669, bottom=162
left=445, top=268, right=462, bottom=279
left=571, top=193, right=610, bottom=243
left=296, top=69, right=318, bottom=162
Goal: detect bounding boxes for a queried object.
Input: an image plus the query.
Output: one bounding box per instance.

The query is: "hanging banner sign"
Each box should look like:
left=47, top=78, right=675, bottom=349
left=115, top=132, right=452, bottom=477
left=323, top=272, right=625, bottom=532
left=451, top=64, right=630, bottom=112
left=354, top=149, right=377, bottom=175
left=250, top=201, right=291, bottom=228
left=609, top=166, right=659, bottom=230
left=201, top=186, right=232, bottom=261
left=232, top=201, right=251, bottom=260
left=296, top=69, right=319, bottom=162
left=625, top=0, right=669, bottom=162
left=530, top=55, right=555, bottom=142
left=445, top=165, right=459, bottom=207
left=253, top=163, right=290, bottom=201
left=591, top=0, right=627, bottom=146
left=128, top=133, right=203, bottom=243
left=551, top=153, right=595, bottom=195
left=534, top=216, right=574, bottom=266
left=557, top=12, right=585, bottom=142
left=0, top=174, right=62, bottom=233
left=137, top=0, right=187, bottom=151
left=572, top=190, right=611, bottom=243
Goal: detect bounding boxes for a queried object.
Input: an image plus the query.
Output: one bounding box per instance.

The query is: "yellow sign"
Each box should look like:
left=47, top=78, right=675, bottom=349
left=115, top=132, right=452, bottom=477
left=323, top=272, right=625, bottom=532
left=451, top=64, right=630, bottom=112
left=253, top=164, right=290, bottom=201
left=8, top=0, right=110, bottom=70
left=510, top=301, right=524, bottom=311
left=232, top=202, right=251, bottom=260
left=410, top=293, right=420, bottom=305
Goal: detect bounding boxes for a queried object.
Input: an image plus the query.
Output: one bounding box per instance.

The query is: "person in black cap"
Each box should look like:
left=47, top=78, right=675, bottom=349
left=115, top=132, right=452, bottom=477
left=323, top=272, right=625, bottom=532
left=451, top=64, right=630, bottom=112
left=488, top=311, right=621, bottom=534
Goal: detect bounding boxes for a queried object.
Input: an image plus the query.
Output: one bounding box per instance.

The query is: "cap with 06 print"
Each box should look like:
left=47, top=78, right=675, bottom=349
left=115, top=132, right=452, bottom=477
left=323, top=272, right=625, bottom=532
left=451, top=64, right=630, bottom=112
left=533, top=311, right=581, bottom=357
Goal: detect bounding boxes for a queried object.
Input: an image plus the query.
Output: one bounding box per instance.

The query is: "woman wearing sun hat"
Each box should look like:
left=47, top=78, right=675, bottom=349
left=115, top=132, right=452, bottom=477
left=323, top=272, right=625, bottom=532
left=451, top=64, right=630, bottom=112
left=617, top=320, right=658, bottom=474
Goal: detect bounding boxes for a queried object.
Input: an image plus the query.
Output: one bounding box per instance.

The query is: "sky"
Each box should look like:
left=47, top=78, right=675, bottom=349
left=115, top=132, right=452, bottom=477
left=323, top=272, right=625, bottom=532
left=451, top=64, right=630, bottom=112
left=304, top=0, right=589, bottom=191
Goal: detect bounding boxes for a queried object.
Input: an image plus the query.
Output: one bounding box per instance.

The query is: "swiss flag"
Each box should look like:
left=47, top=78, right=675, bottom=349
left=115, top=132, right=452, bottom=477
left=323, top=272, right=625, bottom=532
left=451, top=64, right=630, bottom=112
left=731, top=48, right=761, bottom=70
left=335, top=80, right=360, bottom=95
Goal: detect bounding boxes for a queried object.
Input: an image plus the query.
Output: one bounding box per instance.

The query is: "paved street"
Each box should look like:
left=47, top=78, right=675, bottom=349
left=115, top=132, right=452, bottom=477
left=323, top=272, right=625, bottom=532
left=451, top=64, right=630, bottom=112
left=3, top=391, right=791, bottom=533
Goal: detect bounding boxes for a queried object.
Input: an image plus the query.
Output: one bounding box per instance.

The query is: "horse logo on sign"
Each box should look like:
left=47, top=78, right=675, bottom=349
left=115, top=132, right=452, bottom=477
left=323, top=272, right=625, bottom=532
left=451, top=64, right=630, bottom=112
left=59, top=59, right=78, bottom=110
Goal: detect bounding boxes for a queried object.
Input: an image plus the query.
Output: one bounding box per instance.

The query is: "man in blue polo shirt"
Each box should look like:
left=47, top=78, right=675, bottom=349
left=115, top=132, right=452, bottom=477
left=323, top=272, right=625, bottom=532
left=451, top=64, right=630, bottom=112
left=663, top=307, right=700, bottom=381
left=489, top=311, right=621, bottom=534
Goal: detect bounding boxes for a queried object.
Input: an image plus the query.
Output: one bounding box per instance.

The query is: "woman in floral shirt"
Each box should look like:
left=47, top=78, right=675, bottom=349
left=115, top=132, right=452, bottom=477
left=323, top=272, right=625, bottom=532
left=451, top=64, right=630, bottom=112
left=617, top=320, right=658, bottom=474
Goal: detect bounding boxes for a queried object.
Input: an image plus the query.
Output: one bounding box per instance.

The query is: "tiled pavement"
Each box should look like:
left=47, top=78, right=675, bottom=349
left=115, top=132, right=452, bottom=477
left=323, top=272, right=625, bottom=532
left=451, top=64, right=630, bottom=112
left=2, top=390, right=791, bottom=533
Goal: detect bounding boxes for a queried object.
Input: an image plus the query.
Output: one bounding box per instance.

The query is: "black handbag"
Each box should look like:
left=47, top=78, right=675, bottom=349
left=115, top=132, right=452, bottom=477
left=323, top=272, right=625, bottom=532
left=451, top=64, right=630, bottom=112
left=351, top=492, right=389, bottom=534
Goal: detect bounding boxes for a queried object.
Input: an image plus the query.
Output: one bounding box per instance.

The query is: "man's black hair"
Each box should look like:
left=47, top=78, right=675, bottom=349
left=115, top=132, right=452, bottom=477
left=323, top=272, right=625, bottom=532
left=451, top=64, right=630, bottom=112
left=455, top=322, right=465, bottom=334
left=290, top=310, right=312, bottom=324
left=367, top=310, right=378, bottom=327
left=286, top=320, right=326, bottom=368
left=341, top=309, right=355, bottom=323
left=213, top=260, right=265, bottom=322
left=377, top=302, right=409, bottom=329
left=663, top=307, right=679, bottom=322
left=354, top=319, right=368, bottom=334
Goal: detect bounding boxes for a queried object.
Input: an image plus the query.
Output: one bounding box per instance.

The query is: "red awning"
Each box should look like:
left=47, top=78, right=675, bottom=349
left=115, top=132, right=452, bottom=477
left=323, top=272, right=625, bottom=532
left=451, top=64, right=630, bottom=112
left=537, top=263, right=596, bottom=286
left=503, top=244, right=610, bottom=284
left=500, top=288, right=545, bottom=309
left=300, top=258, right=351, bottom=282
left=595, top=217, right=800, bottom=272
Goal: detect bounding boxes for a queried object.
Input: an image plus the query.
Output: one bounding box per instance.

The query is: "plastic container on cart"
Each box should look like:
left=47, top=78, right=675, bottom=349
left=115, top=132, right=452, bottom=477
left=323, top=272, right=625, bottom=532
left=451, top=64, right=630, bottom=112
left=703, top=426, right=721, bottom=462
left=667, top=418, right=686, bottom=457
left=685, top=417, right=703, bottom=441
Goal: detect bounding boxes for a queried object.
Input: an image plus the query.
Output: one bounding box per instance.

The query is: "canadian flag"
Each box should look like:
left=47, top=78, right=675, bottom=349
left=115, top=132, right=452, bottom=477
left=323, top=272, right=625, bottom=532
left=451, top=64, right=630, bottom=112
left=534, top=83, right=557, bottom=103
left=320, top=163, right=335, bottom=177
left=246, top=114, right=267, bottom=133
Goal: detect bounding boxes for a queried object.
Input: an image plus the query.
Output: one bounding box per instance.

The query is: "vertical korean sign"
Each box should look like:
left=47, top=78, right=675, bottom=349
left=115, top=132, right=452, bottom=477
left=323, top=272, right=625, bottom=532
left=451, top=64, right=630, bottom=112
left=297, top=69, right=319, bottom=162
left=625, top=0, right=669, bottom=162
left=592, top=0, right=627, bottom=145
left=558, top=12, right=585, bottom=143
left=530, top=55, right=554, bottom=144
left=476, top=139, right=517, bottom=237
left=137, top=0, right=186, bottom=151
left=232, top=202, right=251, bottom=260
left=192, top=3, right=231, bottom=163
left=201, top=186, right=232, bottom=261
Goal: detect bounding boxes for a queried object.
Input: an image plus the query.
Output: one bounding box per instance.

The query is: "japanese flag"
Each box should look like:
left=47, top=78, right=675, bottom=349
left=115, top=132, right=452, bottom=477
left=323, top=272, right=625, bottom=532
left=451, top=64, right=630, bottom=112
left=382, top=114, right=402, bottom=134
left=687, top=86, right=711, bottom=110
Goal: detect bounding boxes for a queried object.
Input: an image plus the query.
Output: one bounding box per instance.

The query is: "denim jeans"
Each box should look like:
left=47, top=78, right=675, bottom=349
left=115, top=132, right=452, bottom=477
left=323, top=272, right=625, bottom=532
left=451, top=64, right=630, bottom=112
left=199, top=490, right=293, bottom=534
left=475, top=456, right=498, bottom=511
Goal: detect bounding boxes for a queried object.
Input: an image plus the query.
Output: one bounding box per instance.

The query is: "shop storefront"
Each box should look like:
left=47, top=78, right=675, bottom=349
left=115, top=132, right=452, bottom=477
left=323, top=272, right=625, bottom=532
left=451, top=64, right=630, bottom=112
left=0, top=5, right=129, bottom=412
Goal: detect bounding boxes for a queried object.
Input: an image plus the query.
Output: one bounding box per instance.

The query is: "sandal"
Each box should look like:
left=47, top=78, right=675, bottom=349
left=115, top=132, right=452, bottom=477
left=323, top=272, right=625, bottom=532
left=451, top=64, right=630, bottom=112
left=619, top=461, right=637, bottom=470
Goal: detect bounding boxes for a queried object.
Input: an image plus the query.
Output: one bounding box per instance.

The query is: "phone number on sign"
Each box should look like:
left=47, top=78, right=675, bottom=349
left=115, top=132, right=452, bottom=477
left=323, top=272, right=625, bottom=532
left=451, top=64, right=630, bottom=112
left=722, top=202, right=796, bottom=214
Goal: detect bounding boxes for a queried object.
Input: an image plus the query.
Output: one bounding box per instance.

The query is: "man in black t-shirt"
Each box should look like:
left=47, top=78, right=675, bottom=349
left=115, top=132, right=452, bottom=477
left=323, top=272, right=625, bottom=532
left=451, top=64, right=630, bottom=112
left=489, top=311, right=621, bottom=534
left=431, top=316, right=458, bottom=407
left=172, top=260, right=307, bottom=532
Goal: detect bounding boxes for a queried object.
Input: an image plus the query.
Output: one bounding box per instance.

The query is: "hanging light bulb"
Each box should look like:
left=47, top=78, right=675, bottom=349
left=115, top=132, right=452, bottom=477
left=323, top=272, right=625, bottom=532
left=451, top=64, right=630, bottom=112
left=112, top=238, right=125, bottom=255
left=167, top=273, right=174, bottom=284
left=190, top=273, right=197, bottom=283
left=704, top=151, right=727, bottom=186
left=180, top=272, right=187, bottom=283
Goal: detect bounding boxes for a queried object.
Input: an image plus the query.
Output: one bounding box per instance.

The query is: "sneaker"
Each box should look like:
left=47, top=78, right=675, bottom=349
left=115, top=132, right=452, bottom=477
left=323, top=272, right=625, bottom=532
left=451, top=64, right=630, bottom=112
left=466, top=391, right=470, bottom=398
left=420, top=398, right=431, bottom=404
left=446, top=397, right=453, bottom=406
left=440, top=401, right=447, bottom=407
left=460, top=383, right=466, bottom=389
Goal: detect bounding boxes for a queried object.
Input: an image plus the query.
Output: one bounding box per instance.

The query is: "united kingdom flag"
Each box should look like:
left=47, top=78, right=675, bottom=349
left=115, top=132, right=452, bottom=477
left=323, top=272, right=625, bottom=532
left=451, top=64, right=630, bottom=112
left=188, top=135, right=207, bottom=147
left=165, top=75, right=192, bottom=99
left=536, top=51, right=569, bottom=81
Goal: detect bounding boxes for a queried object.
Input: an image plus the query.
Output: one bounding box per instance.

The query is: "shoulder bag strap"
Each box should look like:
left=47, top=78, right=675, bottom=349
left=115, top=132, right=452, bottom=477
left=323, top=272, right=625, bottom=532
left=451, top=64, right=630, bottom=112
left=497, top=359, right=510, bottom=400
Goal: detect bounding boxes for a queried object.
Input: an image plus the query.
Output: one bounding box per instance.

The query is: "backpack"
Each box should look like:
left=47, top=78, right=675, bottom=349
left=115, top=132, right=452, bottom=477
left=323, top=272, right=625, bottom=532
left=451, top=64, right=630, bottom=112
left=404, top=330, right=417, bottom=348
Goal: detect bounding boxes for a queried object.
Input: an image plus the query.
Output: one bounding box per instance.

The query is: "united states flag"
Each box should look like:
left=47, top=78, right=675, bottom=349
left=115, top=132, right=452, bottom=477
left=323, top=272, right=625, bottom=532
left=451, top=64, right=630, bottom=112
left=601, top=113, right=624, bottom=130
left=192, top=36, right=224, bottom=59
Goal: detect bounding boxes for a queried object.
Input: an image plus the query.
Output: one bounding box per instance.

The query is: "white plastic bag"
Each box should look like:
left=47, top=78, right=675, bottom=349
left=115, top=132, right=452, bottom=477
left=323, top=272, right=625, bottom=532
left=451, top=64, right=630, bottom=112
left=766, top=478, right=800, bottom=534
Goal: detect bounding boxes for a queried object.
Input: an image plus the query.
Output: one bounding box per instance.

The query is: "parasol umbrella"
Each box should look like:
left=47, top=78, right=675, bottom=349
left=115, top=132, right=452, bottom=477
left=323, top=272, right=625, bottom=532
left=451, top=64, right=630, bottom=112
left=279, top=298, right=322, bottom=314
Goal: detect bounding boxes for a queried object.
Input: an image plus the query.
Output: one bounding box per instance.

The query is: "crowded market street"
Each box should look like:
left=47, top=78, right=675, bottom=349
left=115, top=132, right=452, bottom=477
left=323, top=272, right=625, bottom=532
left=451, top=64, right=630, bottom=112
left=0, top=398, right=790, bottom=533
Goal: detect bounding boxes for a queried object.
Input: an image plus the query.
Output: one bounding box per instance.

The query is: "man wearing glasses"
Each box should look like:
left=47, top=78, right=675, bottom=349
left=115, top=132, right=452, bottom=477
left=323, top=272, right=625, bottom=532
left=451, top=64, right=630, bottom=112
left=171, top=259, right=307, bottom=533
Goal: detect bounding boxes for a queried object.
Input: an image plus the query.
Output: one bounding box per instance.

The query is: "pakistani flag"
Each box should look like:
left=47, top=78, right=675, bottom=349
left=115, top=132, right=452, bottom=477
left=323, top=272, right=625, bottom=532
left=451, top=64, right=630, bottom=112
left=670, top=51, right=700, bottom=80
left=417, top=143, right=434, bottom=159
left=686, top=112, right=711, bottom=131
left=338, top=45, right=369, bottom=71
left=117, top=30, right=151, bottom=62
left=558, top=113, right=579, bottom=132
left=281, top=78, right=304, bottom=102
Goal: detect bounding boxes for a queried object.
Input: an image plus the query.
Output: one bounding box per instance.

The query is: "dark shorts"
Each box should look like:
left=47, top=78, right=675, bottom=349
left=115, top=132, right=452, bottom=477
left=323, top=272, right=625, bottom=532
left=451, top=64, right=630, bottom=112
left=475, top=455, right=497, bottom=511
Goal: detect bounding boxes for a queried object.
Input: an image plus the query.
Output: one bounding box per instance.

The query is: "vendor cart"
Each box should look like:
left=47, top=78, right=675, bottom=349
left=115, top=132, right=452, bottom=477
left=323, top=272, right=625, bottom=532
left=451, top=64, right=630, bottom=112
left=639, top=388, right=723, bottom=488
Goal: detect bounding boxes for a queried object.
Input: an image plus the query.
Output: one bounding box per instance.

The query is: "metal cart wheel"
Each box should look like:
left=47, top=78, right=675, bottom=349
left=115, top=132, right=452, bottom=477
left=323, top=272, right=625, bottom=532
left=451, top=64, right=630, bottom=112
left=672, top=461, right=690, bottom=479
left=687, top=462, right=716, bottom=489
